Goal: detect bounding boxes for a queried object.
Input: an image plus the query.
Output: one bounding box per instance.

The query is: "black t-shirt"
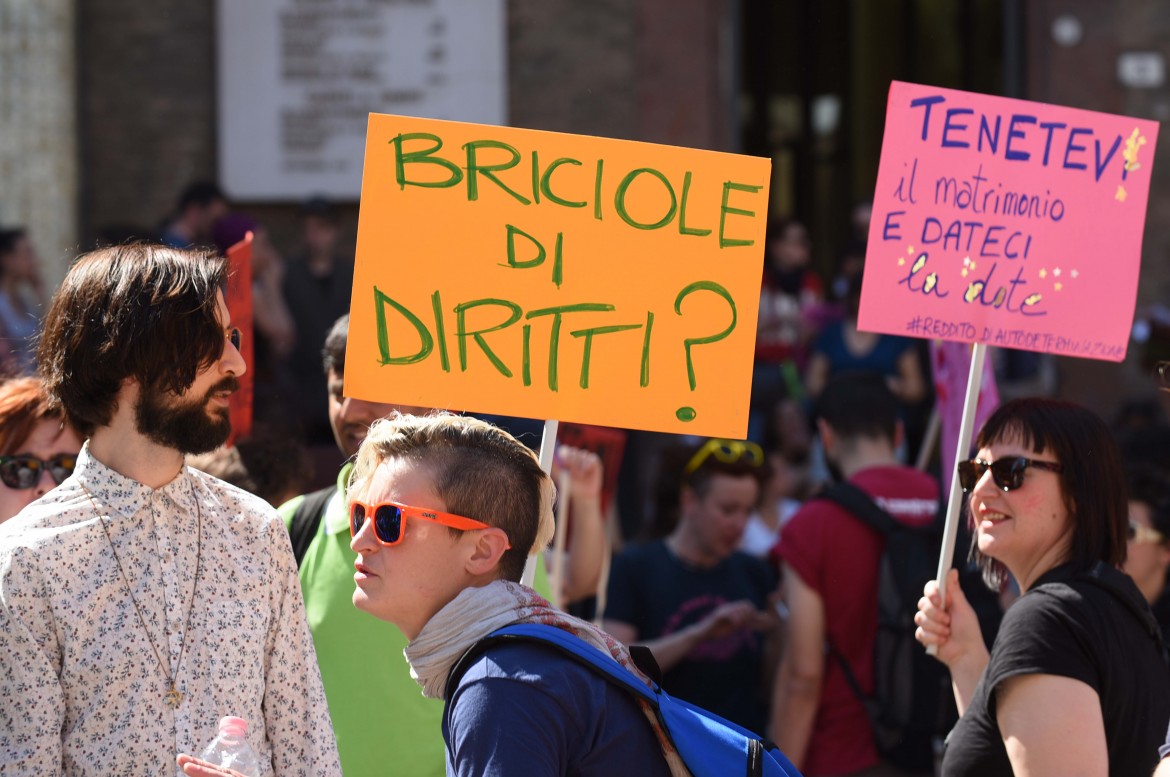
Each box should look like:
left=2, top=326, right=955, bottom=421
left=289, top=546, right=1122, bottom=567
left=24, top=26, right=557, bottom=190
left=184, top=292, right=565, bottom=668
left=604, top=540, right=776, bottom=734
left=942, top=563, right=1170, bottom=777
left=1152, top=587, right=1170, bottom=646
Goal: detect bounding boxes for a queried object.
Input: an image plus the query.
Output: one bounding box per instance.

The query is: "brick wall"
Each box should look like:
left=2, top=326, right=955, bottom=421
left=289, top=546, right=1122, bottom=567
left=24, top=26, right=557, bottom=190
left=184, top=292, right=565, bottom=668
left=0, top=0, right=77, bottom=285
left=1025, top=0, right=1170, bottom=414
left=74, top=0, right=736, bottom=255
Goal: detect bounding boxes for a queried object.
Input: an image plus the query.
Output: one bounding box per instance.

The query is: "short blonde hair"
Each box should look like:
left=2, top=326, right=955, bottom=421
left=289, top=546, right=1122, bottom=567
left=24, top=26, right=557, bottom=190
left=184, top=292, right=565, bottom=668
left=348, top=412, right=555, bottom=582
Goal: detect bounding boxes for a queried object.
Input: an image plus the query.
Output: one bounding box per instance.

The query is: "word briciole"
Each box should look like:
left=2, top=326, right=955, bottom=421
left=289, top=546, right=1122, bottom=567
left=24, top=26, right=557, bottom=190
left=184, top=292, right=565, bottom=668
left=390, top=132, right=762, bottom=249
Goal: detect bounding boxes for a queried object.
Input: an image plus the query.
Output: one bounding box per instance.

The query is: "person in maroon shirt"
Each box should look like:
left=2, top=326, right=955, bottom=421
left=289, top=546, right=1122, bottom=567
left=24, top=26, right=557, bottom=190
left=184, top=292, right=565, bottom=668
left=770, top=373, right=938, bottom=776
left=749, top=217, right=826, bottom=442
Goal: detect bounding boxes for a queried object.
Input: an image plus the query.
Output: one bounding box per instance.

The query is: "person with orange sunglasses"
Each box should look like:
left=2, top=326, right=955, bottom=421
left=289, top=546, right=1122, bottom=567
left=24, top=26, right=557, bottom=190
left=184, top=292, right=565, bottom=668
left=185, top=411, right=674, bottom=777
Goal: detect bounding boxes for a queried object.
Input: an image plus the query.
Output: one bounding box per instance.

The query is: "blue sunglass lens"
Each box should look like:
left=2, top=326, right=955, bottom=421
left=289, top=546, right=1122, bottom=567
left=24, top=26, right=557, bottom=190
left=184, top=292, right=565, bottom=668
left=374, top=505, right=403, bottom=544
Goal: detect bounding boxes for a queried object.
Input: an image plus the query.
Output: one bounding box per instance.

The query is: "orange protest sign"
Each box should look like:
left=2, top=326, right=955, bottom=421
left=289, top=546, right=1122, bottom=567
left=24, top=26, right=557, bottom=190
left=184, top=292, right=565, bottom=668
left=346, top=114, right=771, bottom=437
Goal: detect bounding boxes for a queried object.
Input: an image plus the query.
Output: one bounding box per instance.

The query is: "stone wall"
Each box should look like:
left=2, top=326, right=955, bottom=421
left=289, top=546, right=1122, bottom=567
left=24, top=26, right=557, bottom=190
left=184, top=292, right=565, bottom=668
left=0, top=0, right=77, bottom=285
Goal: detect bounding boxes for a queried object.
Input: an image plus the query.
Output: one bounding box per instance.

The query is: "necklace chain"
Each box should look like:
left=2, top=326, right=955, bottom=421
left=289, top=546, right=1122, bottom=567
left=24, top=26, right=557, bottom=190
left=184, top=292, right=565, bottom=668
left=87, top=480, right=202, bottom=708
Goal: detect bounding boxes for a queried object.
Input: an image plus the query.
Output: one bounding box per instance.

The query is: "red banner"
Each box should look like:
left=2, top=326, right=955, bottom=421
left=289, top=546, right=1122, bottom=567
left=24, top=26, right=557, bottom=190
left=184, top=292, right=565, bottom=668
left=224, top=233, right=254, bottom=445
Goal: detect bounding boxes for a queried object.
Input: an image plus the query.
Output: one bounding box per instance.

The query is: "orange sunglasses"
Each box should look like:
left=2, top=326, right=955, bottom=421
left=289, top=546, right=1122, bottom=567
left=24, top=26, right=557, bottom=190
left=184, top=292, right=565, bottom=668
left=350, top=499, right=511, bottom=549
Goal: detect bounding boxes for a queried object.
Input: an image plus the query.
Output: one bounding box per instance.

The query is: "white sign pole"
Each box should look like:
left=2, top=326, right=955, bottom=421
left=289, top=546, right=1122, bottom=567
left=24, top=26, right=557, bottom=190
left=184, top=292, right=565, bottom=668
left=521, top=419, right=560, bottom=587
left=549, top=471, right=571, bottom=609
left=928, top=342, right=987, bottom=655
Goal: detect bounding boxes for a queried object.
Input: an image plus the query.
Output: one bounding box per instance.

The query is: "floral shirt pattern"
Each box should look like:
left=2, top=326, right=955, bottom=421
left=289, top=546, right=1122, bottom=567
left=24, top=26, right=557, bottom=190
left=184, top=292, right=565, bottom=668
left=0, top=443, right=341, bottom=776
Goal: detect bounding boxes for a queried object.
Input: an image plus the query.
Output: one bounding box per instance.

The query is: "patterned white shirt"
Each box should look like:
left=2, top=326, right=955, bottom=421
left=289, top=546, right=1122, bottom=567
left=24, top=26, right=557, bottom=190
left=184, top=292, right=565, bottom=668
left=0, top=443, right=342, bottom=776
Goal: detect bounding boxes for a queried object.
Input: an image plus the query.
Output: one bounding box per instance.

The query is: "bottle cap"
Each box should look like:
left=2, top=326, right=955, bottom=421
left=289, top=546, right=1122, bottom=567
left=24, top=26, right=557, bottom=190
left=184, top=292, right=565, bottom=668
left=218, top=716, right=248, bottom=738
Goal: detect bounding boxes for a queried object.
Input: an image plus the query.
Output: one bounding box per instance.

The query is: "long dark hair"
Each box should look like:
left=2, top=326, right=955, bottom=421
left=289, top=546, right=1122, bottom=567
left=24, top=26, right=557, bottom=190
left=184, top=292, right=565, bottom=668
left=970, top=397, right=1128, bottom=589
left=37, top=243, right=228, bottom=434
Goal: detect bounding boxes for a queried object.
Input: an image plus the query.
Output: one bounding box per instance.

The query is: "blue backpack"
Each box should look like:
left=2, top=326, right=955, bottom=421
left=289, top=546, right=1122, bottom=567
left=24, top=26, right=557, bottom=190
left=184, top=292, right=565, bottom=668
left=445, top=623, right=803, bottom=777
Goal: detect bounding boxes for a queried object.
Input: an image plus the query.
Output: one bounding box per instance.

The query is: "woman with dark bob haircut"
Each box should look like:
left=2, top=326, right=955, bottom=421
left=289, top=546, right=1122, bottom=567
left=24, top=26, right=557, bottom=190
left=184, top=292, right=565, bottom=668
left=916, top=397, right=1170, bottom=777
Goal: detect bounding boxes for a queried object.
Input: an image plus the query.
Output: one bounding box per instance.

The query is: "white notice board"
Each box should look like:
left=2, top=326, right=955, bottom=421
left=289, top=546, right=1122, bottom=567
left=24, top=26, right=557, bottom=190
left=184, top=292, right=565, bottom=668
left=216, top=0, right=507, bottom=201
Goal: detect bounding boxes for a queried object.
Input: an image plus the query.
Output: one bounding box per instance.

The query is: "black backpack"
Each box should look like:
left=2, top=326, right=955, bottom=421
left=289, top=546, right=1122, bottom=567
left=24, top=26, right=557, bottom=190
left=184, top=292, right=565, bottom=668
left=288, top=485, right=336, bottom=568
left=819, top=481, right=956, bottom=773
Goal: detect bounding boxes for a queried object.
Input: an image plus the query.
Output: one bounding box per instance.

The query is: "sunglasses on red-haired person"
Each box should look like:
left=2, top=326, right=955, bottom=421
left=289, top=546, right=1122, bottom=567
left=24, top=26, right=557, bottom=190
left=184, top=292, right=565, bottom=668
left=0, top=453, right=77, bottom=490
left=350, top=499, right=511, bottom=549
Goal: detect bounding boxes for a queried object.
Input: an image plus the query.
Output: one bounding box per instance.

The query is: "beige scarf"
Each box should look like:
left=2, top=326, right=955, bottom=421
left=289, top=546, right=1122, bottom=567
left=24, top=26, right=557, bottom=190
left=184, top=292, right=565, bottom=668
left=405, top=579, right=690, bottom=776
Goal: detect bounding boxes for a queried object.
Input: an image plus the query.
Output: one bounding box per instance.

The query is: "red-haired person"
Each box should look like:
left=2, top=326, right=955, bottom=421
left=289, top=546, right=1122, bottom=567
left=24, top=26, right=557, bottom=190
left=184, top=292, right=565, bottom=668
left=0, top=376, right=82, bottom=523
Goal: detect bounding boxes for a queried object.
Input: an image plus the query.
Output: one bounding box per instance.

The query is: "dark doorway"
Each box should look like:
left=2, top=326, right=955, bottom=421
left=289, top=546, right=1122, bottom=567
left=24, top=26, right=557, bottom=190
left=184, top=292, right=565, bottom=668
left=739, top=0, right=1006, bottom=279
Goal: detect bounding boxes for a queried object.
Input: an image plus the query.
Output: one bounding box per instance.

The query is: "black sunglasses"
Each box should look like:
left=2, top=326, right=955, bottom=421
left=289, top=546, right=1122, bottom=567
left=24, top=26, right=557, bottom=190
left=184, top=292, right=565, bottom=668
left=957, top=456, right=1063, bottom=493
left=228, top=326, right=242, bottom=351
left=0, top=453, right=77, bottom=490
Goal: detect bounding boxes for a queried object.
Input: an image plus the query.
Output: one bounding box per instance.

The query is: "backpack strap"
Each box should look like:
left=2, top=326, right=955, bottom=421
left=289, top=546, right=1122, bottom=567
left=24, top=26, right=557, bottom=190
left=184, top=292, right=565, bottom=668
left=817, top=482, right=901, bottom=712
left=820, top=481, right=903, bottom=537
left=442, top=624, right=662, bottom=762
left=289, top=485, right=336, bottom=568
left=444, top=623, right=659, bottom=706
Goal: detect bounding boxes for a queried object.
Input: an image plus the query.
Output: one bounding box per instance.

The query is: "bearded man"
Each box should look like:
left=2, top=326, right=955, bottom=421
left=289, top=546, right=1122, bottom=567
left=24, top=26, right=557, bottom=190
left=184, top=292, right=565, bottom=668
left=0, top=244, right=341, bottom=776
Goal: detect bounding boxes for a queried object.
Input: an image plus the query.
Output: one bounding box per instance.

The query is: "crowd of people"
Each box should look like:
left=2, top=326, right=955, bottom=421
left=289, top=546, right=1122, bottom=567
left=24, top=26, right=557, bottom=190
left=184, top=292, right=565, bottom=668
left=63, top=182, right=352, bottom=457
left=1, top=183, right=1170, bottom=777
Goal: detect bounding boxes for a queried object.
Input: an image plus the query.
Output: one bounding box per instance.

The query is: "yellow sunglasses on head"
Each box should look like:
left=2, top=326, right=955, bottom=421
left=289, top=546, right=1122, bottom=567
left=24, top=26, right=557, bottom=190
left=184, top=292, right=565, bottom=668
left=683, top=439, right=764, bottom=476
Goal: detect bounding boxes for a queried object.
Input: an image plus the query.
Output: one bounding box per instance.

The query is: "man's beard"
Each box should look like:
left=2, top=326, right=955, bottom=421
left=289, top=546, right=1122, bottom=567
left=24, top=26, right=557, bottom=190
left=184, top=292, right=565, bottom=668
left=135, top=377, right=239, bottom=454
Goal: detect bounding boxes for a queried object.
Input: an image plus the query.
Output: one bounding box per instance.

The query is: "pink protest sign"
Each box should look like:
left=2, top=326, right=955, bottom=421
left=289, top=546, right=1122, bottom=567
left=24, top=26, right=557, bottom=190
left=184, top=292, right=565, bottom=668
left=859, top=81, right=1159, bottom=362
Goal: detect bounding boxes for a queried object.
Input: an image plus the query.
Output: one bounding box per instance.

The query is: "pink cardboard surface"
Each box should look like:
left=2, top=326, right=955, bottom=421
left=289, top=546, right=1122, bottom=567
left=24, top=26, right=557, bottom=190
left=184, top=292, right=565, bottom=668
left=859, top=81, right=1159, bottom=362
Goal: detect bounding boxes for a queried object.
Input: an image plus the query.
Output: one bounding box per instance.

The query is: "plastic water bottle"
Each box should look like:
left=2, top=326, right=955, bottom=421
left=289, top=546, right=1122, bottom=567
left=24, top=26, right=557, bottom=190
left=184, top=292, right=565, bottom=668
left=195, top=716, right=260, bottom=777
